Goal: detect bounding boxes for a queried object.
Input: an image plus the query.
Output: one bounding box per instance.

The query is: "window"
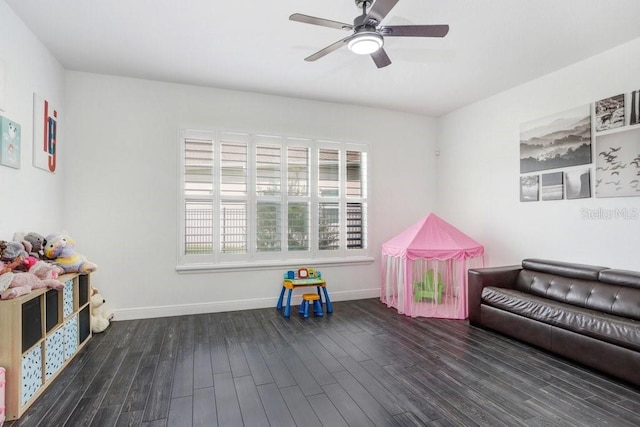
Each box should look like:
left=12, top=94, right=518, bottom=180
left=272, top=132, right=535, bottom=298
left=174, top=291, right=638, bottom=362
left=179, top=130, right=369, bottom=269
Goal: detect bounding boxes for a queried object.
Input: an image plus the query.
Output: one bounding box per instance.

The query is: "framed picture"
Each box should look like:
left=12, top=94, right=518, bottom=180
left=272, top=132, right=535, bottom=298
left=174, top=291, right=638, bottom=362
left=0, top=59, right=5, bottom=112
left=541, top=172, right=564, bottom=201
left=565, top=168, right=591, bottom=199
left=33, top=93, right=59, bottom=173
left=0, top=115, right=20, bottom=168
left=595, top=94, right=625, bottom=132
left=520, top=175, right=539, bottom=202
left=630, top=90, right=640, bottom=126
left=595, top=126, right=640, bottom=198
left=520, top=105, right=592, bottom=173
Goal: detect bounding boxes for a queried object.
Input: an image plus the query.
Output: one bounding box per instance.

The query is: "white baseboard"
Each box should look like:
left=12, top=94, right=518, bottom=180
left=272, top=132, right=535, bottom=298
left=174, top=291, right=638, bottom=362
left=113, top=288, right=380, bottom=321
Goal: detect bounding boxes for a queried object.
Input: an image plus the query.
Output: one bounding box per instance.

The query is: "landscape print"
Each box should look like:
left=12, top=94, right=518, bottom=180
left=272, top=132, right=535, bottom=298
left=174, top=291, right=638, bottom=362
left=541, top=172, right=564, bottom=200
left=595, top=94, right=625, bottom=132
left=631, top=90, right=640, bottom=125
left=520, top=175, right=539, bottom=202
left=565, top=168, right=591, bottom=199
left=520, top=105, right=592, bottom=173
left=595, top=126, right=640, bottom=198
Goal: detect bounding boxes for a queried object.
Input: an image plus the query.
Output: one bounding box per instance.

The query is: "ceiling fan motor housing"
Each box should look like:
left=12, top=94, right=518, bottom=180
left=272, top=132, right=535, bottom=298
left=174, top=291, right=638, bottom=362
left=355, top=0, right=372, bottom=9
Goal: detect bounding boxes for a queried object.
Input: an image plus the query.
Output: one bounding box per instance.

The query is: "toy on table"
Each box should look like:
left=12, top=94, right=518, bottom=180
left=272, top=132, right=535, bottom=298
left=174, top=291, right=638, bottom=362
left=1, top=260, right=65, bottom=300
left=0, top=241, right=28, bottom=263
left=14, top=231, right=46, bottom=259
left=278, top=267, right=332, bottom=317
left=44, top=233, right=98, bottom=273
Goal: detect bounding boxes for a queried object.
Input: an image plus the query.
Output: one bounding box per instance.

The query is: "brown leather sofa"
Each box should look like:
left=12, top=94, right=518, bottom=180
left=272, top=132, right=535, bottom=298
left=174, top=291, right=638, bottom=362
left=468, top=259, right=640, bottom=387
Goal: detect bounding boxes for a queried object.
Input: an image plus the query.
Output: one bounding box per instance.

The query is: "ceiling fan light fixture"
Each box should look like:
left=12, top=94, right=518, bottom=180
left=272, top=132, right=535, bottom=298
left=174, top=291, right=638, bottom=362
left=347, top=32, right=383, bottom=55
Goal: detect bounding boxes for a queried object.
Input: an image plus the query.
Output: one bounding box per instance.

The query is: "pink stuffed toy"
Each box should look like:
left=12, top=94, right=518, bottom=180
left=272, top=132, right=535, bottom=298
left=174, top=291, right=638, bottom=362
left=30, top=260, right=63, bottom=280
left=0, top=261, right=64, bottom=300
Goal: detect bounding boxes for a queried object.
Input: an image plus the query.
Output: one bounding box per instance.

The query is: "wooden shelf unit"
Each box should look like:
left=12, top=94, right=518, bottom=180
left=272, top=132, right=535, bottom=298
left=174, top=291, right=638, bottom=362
left=0, top=272, right=92, bottom=421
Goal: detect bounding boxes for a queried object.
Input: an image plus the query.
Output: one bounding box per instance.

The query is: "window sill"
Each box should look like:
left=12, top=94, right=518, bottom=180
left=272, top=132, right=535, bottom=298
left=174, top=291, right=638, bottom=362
left=176, top=256, right=375, bottom=274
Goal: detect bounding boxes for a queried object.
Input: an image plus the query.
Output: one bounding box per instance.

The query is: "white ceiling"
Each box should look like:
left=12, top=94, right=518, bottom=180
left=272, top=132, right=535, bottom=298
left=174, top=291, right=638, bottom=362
left=6, top=0, right=640, bottom=116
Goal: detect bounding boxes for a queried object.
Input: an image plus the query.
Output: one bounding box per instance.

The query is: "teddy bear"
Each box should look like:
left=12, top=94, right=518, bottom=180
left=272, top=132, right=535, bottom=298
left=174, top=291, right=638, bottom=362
left=43, top=233, right=97, bottom=273
left=90, top=287, right=113, bottom=333
left=14, top=232, right=46, bottom=259
left=0, top=261, right=65, bottom=300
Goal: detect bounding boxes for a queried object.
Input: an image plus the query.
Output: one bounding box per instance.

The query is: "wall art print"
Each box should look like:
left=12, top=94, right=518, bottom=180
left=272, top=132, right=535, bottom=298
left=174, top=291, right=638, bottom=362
left=631, top=90, right=640, bottom=126
left=520, top=105, right=592, bottom=173
left=0, top=115, right=21, bottom=168
left=33, top=93, right=58, bottom=173
left=541, top=172, right=564, bottom=200
left=0, top=59, right=5, bottom=112
left=595, top=94, right=625, bottom=132
left=565, top=168, right=591, bottom=199
left=520, top=175, right=539, bottom=202
left=595, top=126, right=640, bottom=198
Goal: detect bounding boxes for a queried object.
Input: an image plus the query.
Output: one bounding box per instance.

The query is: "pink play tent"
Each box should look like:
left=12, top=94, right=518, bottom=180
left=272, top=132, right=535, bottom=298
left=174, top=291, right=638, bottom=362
left=381, top=213, right=484, bottom=319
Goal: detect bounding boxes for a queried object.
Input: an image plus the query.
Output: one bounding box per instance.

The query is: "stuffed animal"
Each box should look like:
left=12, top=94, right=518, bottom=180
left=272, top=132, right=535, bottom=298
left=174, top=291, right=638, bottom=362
left=90, top=287, right=113, bottom=333
left=21, top=256, right=39, bottom=272
left=0, top=257, right=23, bottom=275
left=43, top=233, right=97, bottom=273
left=0, top=240, right=28, bottom=262
left=0, top=270, right=13, bottom=293
left=14, top=232, right=46, bottom=259
left=29, top=260, right=63, bottom=281
left=0, top=261, right=65, bottom=300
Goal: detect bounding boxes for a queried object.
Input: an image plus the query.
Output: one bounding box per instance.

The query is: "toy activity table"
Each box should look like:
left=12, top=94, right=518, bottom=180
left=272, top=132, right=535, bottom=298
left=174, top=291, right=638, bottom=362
left=277, top=277, right=333, bottom=318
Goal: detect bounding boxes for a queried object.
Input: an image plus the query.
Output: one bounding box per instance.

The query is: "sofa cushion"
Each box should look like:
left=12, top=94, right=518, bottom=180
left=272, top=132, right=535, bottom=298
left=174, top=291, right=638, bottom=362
left=599, top=269, right=640, bottom=290
left=522, top=258, right=608, bottom=281
left=514, top=270, right=640, bottom=321
left=481, top=286, right=640, bottom=352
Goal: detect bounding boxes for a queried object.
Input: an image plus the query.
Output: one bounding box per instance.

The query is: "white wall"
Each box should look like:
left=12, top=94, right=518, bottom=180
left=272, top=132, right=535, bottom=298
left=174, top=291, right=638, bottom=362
left=437, top=37, right=640, bottom=270
left=10, top=0, right=640, bottom=318
left=0, top=1, right=66, bottom=238
left=64, top=72, right=438, bottom=319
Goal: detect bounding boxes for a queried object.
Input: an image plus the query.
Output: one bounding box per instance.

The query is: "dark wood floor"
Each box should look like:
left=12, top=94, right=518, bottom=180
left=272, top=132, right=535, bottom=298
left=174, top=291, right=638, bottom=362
left=7, top=298, right=640, bottom=426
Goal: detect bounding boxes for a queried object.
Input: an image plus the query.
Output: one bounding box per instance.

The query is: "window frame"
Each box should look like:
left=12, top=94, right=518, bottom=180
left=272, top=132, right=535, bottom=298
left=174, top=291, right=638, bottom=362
left=177, top=129, right=372, bottom=272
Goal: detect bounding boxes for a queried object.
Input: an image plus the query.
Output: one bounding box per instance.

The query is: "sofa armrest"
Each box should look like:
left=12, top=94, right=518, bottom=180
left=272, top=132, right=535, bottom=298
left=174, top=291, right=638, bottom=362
left=468, top=265, right=521, bottom=325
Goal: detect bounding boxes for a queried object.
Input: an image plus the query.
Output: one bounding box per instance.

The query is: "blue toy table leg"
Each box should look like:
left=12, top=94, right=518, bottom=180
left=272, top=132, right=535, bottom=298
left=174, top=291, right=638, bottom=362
left=276, top=286, right=286, bottom=310
left=322, top=287, right=333, bottom=313
left=284, top=288, right=293, bottom=317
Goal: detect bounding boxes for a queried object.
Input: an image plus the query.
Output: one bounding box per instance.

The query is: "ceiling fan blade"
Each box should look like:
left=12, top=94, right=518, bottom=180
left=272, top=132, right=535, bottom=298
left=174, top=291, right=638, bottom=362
left=380, top=24, right=449, bottom=37
left=371, top=48, right=392, bottom=68
left=289, top=13, right=353, bottom=30
left=365, top=0, right=399, bottom=25
left=305, top=36, right=352, bottom=62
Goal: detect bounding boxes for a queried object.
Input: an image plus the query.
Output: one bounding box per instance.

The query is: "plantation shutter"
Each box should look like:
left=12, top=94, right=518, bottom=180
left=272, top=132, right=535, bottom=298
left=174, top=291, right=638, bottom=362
left=184, top=135, right=214, bottom=255
left=220, top=139, right=248, bottom=254
left=288, top=202, right=309, bottom=251
left=346, top=150, right=366, bottom=250
left=256, top=141, right=282, bottom=252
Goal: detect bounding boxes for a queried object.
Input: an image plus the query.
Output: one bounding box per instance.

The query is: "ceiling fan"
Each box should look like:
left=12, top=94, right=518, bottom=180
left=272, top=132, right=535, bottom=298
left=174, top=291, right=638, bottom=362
left=290, top=0, right=449, bottom=68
